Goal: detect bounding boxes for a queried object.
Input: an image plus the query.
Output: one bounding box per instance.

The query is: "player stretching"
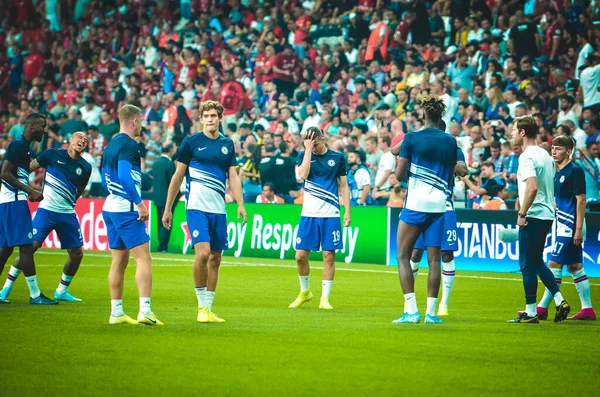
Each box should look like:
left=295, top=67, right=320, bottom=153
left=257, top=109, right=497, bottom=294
left=508, top=115, right=569, bottom=324
left=162, top=101, right=246, bottom=323
left=0, top=132, right=91, bottom=302
left=0, top=113, right=56, bottom=304
left=289, top=127, right=351, bottom=310
left=393, top=96, right=457, bottom=324
left=102, top=105, right=162, bottom=325
left=525, top=136, right=595, bottom=320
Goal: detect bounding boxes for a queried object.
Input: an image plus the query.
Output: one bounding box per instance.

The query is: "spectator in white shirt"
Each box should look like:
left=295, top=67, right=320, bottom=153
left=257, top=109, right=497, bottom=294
left=372, top=135, right=395, bottom=205
left=281, top=107, right=300, bottom=134
left=556, top=94, right=580, bottom=128
left=80, top=97, right=103, bottom=127
left=300, top=103, right=321, bottom=135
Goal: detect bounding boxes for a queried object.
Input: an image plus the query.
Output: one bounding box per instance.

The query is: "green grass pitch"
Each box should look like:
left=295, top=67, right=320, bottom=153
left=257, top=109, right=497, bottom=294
left=0, top=249, right=598, bottom=396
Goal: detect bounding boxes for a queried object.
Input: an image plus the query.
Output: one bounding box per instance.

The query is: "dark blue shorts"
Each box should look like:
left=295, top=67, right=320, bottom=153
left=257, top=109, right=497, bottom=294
left=400, top=208, right=445, bottom=248
left=186, top=209, right=228, bottom=251
left=414, top=210, right=458, bottom=251
left=0, top=200, right=33, bottom=248
left=550, top=236, right=583, bottom=265
left=102, top=211, right=150, bottom=250
left=295, top=216, right=343, bottom=252
left=33, top=208, right=83, bottom=249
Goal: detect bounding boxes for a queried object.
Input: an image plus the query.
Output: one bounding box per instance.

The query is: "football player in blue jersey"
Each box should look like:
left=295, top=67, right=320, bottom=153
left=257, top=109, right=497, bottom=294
left=393, top=96, right=458, bottom=324
left=407, top=119, right=468, bottom=317
left=162, top=100, right=247, bottom=323
left=0, top=113, right=57, bottom=305
left=0, top=132, right=91, bottom=303
left=288, top=127, right=351, bottom=310
left=102, top=105, right=162, bottom=325
left=522, top=136, right=595, bottom=321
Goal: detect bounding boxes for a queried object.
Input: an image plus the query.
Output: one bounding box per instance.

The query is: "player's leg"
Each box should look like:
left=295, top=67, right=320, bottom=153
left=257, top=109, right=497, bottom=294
left=567, top=262, right=595, bottom=320
left=0, top=247, right=14, bottom=303
left=129, top=241, right=162, bottom=325
left=438, top=210, right=458, bottom=315
left=438, top=251, right=455, bottom=316
left=534, top=260, right=562, bottom=320
left=318, top=218, right=343, bottom=309
left=108, top=247, right=137, bottom=324
left=18, top=243, right=58, bottom=304
left=512, top=219, right=544, bottom=322
left=203, top=212, right=229, bottom=320
left=421, top=213, right=445, bottom=323
left=54, top=213, right=85, bottom=301
left=193, top=241, right=210, bottom=309
left=0, top=240, right=43, bottom=301
left=289, top=217, right=318, bottom=308
left=411, top=238, right=425, bottom=283
left=392, top=210, right=425, bottom=323
left=531, top=221, right=569, bottom=323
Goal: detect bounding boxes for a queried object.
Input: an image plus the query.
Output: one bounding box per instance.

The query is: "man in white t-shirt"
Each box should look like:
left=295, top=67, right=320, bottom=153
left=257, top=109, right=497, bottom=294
left=508, top=115, right=570, bottom=324
left=579, top=54, right=600, bottom=111
left=373, top=135, right=395, bottom=205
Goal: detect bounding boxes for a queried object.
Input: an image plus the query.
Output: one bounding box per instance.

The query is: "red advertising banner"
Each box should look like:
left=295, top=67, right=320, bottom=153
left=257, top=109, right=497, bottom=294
left=28, top=199, right=150, bottom=251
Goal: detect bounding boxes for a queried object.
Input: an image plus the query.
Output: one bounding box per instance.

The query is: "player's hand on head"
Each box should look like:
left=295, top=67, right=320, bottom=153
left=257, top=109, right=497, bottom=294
left=162, top=210, right=173, bottom=230
left=137, top=202, right=149, bottom=222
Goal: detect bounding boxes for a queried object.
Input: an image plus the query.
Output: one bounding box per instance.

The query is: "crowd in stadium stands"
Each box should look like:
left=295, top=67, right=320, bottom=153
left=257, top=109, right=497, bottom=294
left=1, top=0, right=600, bottom=211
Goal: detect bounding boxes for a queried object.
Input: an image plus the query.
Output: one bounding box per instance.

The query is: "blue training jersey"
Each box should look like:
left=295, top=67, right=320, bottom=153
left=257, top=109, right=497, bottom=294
left=400, top=128, right=458, bottom=213
left=555, top=162, right=586, bottom=238
left=297, top=149, right=346, bottom=218
left=37, top=149, right=91, bottom=214
left=176, top=132, right=237, bottom=215
left=101, top=133, right=143, bottom=212
left=0, top=135, right=32, bottom=204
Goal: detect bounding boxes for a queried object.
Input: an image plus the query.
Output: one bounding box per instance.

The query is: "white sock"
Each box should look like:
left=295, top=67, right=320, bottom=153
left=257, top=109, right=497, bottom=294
left=440, top=260, right=455, bottom=308
left=56, top=273, right=73, bottom=294
left=410, top=260, right=419, bottom=279
left=111, top=299, right=124, bottom=317
left=322, top=280, right=333, bottom=299
left=205, top=291, right=215, bottom=311
left=195, top=286, right=207, bottom=308
left=139, top=297, right=152, bottom=315
left=526, top=303, right=537, bottom=317
left=539, top=268, right=562, bottom=309
left=553, top=291, right=565, bottom=306
left=572, top=268, right=592, bottom=309
left=426, top=297, right=438, bottom=317
left=3, top=266, right=21, bottom=290
left=404, top=292, right=418, bottom=314
left=299, top=275, right=310, bottom=292
left=25, top=275, right=41, bottom=299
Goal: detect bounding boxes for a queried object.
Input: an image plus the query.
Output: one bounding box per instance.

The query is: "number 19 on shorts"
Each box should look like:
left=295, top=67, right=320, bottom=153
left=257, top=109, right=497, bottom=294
left=332, top=230, right=341, bottom=243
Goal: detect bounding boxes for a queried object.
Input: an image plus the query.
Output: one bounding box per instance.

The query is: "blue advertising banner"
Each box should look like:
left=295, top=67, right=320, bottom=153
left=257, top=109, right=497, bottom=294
left=387, top=209, right=600, bottom=278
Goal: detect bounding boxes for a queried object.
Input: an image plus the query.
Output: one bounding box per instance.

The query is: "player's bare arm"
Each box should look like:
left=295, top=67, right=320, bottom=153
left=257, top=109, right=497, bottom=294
left=162, top=161, right=188, bottom=230
left=574, top=192, right=586, bottom=246
left=518, top=176, right=538, bottom=228
left=394, top=157, right=409, bottom=181
left=390, top=140, right=402, bottom=156
left=1, top=160, right=43, bottom=202
left=297, top=138, right=314, bottom=180
left=338, top=175, right=351, bottom=227
left=29, top=159, right=41, bottom=173
left=228, top=165, right=247, bottom=226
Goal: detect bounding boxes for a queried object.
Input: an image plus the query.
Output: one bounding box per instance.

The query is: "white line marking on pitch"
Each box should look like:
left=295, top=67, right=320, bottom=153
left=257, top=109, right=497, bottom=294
left=37, top=250, right=600, bottom=287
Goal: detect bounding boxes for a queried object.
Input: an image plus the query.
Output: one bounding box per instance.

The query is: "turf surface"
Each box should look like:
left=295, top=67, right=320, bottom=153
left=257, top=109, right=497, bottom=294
left=0, top=249, right=598, bottom=396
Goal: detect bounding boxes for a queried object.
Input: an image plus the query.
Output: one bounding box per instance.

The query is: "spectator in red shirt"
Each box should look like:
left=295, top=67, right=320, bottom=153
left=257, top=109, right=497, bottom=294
left=253, top=41, right=270, bottom=98
left=23, top=43, right=44, bottom=83
left=220, top=70, right=251, bottom=129
left=273, top=45, right=302, bottom=98
left=94, top=49, right=118, bottom=84
left=543, top=9, right=563, bottom=61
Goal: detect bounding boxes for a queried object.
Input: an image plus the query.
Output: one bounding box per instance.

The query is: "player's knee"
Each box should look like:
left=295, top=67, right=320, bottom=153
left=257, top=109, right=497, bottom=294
left=195, top=251, right=210, bottom=265
left=441, top=252, right=454, bottom=263
left=322, top=250, right=335, bottom=265
left=69, top=248, right=84, bottom=263
left=295, top=250, right=309, bottom=263
left=410, top=250, right=423, bottom=263
left=567, top=263, right=582, bottom=273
